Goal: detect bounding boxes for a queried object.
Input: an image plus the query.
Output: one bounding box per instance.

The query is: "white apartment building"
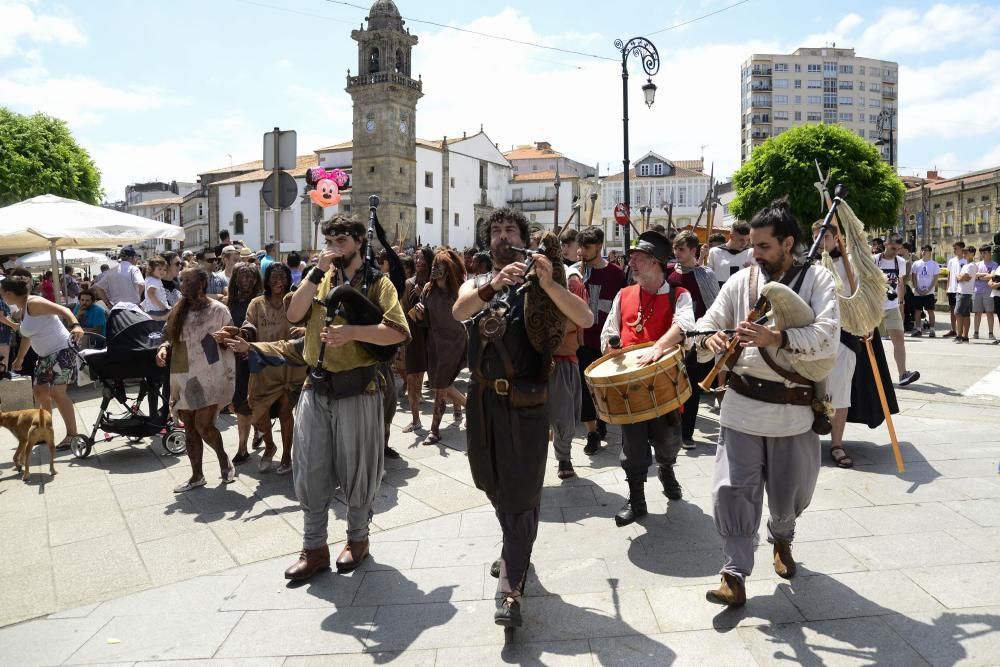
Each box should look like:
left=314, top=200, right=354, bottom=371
left=741, top=46, right=898, bottom=164
left=503, top=141, right=597, bottom=231
left=316, top=130, right=511, bottom=250
left=129, top=196, right=183, bottom=257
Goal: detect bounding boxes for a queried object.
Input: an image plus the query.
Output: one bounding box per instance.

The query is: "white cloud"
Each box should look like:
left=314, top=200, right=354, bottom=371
left=899, top=50, right=1000, bottom=141
left=0, top=1, right=85, bottom=58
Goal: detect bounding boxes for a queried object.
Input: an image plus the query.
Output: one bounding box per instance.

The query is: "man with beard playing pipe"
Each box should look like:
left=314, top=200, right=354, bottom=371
left=281, top=215, right=410, bottom=581
left=694, top=198, right=838, bottom=607
left=599, top=231, right=695, bottom=526
left=453, top=208, right=593, bottom=630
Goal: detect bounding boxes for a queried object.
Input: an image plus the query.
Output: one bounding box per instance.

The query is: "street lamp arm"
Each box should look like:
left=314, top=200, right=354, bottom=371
left=616, top=37, right=660, bottom=77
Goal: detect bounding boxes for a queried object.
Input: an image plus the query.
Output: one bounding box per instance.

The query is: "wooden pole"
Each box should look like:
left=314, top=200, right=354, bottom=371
left=864, top=336, right=906, bottom=473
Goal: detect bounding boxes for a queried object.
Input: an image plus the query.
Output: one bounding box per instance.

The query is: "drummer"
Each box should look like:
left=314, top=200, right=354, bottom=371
left=600, top=231, right=695, bottom=526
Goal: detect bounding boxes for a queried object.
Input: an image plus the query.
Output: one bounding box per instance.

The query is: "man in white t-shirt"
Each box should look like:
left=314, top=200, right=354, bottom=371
left=706, top=221, right=753, bottom=287
left=909, top=245, right=940, bottom=338
left=94, top=247, right=144, bottom=306
left=943, top=241, right=967, bottom=337
left=990, top=262, right=1000, bottom=346
left=954, top=246, right=978, bottom=343
left=877, top=235, right=919, bottom=386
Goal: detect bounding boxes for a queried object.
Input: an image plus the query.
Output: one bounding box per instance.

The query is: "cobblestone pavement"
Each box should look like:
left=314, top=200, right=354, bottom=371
left=1, top=335, right=999, bottom=665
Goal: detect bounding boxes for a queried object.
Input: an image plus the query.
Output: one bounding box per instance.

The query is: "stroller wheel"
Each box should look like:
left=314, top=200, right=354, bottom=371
left=71, top=435, right=93, bottom=459
left=162, top=430, right=187, bottom=456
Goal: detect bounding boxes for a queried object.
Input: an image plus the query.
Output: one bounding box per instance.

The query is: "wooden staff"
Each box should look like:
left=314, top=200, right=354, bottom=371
left=818, top=184, right=905, bottom=473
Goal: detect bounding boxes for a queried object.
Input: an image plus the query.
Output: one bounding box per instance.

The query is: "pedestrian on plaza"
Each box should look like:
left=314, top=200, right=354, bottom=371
left=560, top=228, right=580, bottom=267
left=943, top=242, right=967, bottom=337
left=412, top=248, right=468, bottom=445
left=401, top=246, right=433, bottom=432
left=400, top=255, right=415, bottom=280
left=40, top=271, right=56, bottom=302
left=142, top=257, right=171, bottom=320
left=910, top=245, right=940, bottom=338
left=159, top=251, right=184, bottom=308
left=694, top=198, right=838, bottom=607
left=219, top=245, right=240, bottom=287
left=899, top=243, right=917, bottom=332
left=973, top=245, right=998, bottom=340
left=665, top=230, right=719, bottom=449
left=3, top=274, right=84, bottom=449
left=62, top=267, right=80, bottom=307
left=875, top=235, right=919, bottom=385
left=472, top=252, right=492, bottom=277
left=705, top=222, right=753, bottom=287
left=462, top=247, right=477, bottom=276
left=573, top=226, right=627, bottom=454
left=453, top=208, right=593, bottom=628
left=286, top=251, right=304, bottom=287
left=549, top=260, right=587, bottom=479
left=195, top=249, right=227, bottom=301
left=260, top=243, right=278, bottom=276
left=155, top=267, right=237, bottom=493
left=989, top=260, right=1000, bottom=345
left=223, top=263, right=262, bottom=466
left=954, top=246, right=978, bottom=343
left=94, top=247, right=144, bottom=306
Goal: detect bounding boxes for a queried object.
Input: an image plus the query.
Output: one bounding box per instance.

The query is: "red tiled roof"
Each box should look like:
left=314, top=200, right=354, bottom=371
left=511, top=170, right=581, bottom=183
left=211, top=155, right=319, bottom=185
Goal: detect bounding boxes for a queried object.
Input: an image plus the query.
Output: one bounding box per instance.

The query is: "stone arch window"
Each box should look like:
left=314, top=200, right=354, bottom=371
left=395, top=48, right=406, bottom=74
left=368, top=47, right=380, bottom=74
left=234, top=212, right=245, bottom=235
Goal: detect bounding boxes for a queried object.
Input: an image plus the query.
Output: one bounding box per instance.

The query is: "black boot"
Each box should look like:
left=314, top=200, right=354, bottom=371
left=658, top=464, right=682, bottom=500
left=494, top=595, right=522, bottom=627
left=615, top=479, right=647, bottom=526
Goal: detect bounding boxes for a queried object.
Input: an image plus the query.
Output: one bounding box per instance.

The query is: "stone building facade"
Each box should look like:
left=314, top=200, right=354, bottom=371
left=900, top=168, right=1000, bottom=260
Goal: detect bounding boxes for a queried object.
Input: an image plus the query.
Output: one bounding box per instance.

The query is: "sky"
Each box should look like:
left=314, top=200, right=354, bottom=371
left=2, top=0, right=999, bottom=201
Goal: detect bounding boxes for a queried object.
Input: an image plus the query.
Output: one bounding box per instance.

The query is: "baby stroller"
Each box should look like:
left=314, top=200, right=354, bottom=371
left=73, top=307, right=186, bottom=458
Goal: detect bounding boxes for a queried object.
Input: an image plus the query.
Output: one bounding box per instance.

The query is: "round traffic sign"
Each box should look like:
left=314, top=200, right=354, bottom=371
left=261, top=171, right=299, bottom=210
left=614, top=202, right=631, bottom=226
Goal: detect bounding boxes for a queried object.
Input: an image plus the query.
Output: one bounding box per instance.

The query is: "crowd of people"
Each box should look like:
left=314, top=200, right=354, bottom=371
left=3, top=201, right=1000, bottom=633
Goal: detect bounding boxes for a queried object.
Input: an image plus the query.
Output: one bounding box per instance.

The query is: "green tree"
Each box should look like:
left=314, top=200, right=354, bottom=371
left=731, top=123, right=903, bottom=233
left=0, top=107, right=103, bottom=207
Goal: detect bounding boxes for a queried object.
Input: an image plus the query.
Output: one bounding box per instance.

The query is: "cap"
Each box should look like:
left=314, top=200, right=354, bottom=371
left=632, top=231, right=671, bottom=264
left=120, top=246, right=138, bottom=257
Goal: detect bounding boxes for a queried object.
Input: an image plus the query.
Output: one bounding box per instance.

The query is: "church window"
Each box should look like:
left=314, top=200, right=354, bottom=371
left=454, top=212, right=460, bottom=227
left=479, top=163, right=488, bottom=188
left=424, top=171, right=433, bottom=187
left=233, top=212, right=244, bottom=235
left=450, top=177, right=455, bottom=187
left=395, top=49, right=406, bottom=74
left=424, top=207, right=433, bottom=224
left=234, top=184, right=241, bottom=197
left=369, top=48, right=380, bottom=74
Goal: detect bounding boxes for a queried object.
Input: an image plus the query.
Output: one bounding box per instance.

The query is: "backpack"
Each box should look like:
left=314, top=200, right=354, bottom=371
left=65, top=276, right=81, bottom=298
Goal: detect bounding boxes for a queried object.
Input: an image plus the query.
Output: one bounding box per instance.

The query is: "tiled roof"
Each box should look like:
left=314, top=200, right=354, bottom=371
left=604, top=165, right=707, bottom=181
left=673, top=159, right=704, bottom=172
left=504, top=146, right=565, bottom=160
left=131, top=196, right=184, bottom=207
left=511, top=170, right=581, bottom=183
left=316, top=135, right=468, bottom=153
left=200, top=159, right=264, bottom=175
left=211, top=155, right=320, bottom=186
left=905, top=167, right=1000, bottom=194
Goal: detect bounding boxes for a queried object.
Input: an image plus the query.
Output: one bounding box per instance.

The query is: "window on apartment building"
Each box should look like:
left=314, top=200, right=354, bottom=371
left=511, top=188, right=523, bottom=201
left=794, top=79, right=802, bottom=89
left=424, top=171, right=433, bottom=187
left=858, top=129, right=865, bottom=138
left=639, top=164, right=650, bottom=176
left=794, top=111, right=802, bottom=120
left=653, top=163, right=664, bottom=176
left=870, top=82, right=881, bottom=92
left=197, top=203, right=203, bottom=217
left=775, top=95, right=788, bottom=104
left=774, top=79, right=788, bottom=88
left=454, top=212, right=460, bottom=227
left=808, top=79, right=822, bottom=88
left=794, top=95, right=802, bottom=104
left=774, top=126, right=788, bottom=135
left=839, top=80, right=853, bottom=89
left=858, top=81, right=865, bottom=91
left=774, top=111, right=788, bottom=120
left=234, top=184, right=241, bottom=197
left=839, top=64, right=853, bottom=74
left=859, top=65, right=865, bottom=75
left=823, top=61, right=837, bottom=74
left=870, top=98, right=880, bottom=108
left=807, top=112, right=822, bottom=121
left=774, top=63, right=788, bottom=71
left=870, top=67, right=881, bottom=77
left=839, top=112, right=853, bottom=122
left=838, top=96, right=853, bottom=105
left=424, top=207, right=433, bottom=224
left=807, top=63, right=821, bottom=72
left=807, top=96, right=821, bottom=105
left=234, top=212, right=244, bottom=235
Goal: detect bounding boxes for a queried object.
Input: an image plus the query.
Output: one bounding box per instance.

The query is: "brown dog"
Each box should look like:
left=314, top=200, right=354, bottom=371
left=0, top=408, right=56, bottom=481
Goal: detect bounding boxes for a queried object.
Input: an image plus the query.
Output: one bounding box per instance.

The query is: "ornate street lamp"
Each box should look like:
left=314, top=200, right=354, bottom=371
left=616, top=36, right=660, bottom=255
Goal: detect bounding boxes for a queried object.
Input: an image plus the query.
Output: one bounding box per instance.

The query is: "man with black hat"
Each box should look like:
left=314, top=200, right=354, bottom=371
left=93, top=246, right=144, bottom=306
left=599, top=231, right=695, bottom=527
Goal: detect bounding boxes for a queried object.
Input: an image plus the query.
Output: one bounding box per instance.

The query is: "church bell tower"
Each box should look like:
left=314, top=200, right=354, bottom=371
left=347, top=0, right=423, bottom=245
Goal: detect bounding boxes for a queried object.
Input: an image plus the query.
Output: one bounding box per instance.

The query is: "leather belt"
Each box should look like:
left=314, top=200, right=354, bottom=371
left=471, top=371, right=510, bottom=396
left=728, top=372, right=813, bottom=406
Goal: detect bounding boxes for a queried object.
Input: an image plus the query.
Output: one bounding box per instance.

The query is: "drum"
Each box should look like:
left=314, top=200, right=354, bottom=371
left=584, top=342, right=692, bottom=425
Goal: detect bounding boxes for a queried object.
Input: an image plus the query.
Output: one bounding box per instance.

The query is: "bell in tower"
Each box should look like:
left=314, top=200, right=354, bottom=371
left=347, top=0, right=423, bottom=247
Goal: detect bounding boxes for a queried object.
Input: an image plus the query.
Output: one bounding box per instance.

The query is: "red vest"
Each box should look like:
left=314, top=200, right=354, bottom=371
left=619, top=284, right=684, bottom=348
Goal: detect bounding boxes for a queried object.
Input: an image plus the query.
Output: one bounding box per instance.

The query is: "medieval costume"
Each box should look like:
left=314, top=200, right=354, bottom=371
left=600, top=232, right=695, bottom=526
left=550, top=267, right=587, bottom=479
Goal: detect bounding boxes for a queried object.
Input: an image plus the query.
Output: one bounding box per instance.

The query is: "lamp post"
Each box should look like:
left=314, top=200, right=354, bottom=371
left=616, top=36, right=659, bottom=255
left=875, top=108, right=896, bottom=167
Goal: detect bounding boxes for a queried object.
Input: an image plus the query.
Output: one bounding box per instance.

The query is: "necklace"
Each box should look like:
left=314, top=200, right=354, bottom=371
left=628, top=288, right=655, bottom=334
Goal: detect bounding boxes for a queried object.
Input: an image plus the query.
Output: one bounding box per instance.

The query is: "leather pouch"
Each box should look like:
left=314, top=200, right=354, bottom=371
left=311, top=365, right=376, bottom=399
left=507, top=382, right=548, bottom=409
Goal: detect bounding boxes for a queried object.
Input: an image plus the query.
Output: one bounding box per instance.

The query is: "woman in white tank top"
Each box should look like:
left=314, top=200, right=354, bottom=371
left=1, top=274, right=86, bottom=449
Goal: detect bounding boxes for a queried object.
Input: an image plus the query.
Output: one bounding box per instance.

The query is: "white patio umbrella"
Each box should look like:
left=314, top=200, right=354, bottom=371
left=0, top=194, right=185, bottom=302
left=16, top=248, right=116, bottom=269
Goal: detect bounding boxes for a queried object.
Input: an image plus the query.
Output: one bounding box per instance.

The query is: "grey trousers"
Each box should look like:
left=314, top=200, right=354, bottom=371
left=548, top=359, right=582, bottom=462
left=712, top=426, right=820, bottom=578
left=494, top=504, right=540, bottom=598
left=620, top=412, right=682, bottom=481
left=293, top=387, right=385, bottom=548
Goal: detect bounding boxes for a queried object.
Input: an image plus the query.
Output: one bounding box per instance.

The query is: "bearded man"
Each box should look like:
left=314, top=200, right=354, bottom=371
left=281, top=215, right=410, bottom=582
left=453, top=208, right=593, bottom=630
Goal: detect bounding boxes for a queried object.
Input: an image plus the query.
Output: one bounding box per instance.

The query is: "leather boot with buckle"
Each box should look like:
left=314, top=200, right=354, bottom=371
left=284, top=545, right=331, bottom=581
left=706, top=573, right=746, bottom=607
left=615, top=479, right=647, bottom=527
left=773, top=540, right=797, bottom=579
left=658, top=464, right=683, bottom=500
left=336, top=539, right=370, bottom=572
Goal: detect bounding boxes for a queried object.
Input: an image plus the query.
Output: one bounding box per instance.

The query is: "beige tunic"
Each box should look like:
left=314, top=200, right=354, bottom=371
left=169, top=300, right=235, bottom=411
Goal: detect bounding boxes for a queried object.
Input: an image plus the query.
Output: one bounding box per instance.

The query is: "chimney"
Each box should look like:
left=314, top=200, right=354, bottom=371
left=926, top=170, right=939, bottom=180
left=535, top=141, right=552, bottom=151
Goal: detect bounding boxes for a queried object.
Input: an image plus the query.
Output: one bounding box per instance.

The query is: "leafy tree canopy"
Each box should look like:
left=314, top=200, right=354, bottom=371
left=0, top=107, right=103, bottom=207
left=731, top=123, right=904, bottom=233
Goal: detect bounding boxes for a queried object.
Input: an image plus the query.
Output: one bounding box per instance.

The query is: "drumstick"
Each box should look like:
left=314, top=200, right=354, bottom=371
left=699, top=294, right=769, bottom=392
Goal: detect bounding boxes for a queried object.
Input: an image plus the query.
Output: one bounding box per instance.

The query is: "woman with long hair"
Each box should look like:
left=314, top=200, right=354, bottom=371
left=155, top=267, right=237, bottom=492
left=401, top=246, right=433, bottom=432
left=225, top=263, right=262, bottom=465
left=413, top=247, right=468, bottom=445
left=2, top=274, right=84, bottom=449
left=239, top=262, right=305, bottom=474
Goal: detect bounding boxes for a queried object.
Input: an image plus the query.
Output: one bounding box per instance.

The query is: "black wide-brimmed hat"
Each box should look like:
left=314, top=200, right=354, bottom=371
left=633, top=231, right=670, bottom=264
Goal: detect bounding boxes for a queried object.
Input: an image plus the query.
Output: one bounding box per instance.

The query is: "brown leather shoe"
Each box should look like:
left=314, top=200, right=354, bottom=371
left=706, top=573, right=746, bottom=607
left=284, top=545, right=330, bottom=581
left=336, top=539, right=370, bottom=572
left=773, top=541, right=796, bottom=579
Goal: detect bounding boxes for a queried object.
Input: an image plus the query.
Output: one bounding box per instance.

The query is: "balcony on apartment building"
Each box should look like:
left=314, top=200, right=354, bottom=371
left=751, top=65, right=772, bottom=76
left=751, top=130, right=772, bottom=140
left=882, top=71, right=897, bottom=83
left=750, top=81, right=772, bottom=91
left=751, top=114, right=771, bottom=123
left=751, top=97, right=772, bottom=108
left=883, top=88, right=897, bottom=99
